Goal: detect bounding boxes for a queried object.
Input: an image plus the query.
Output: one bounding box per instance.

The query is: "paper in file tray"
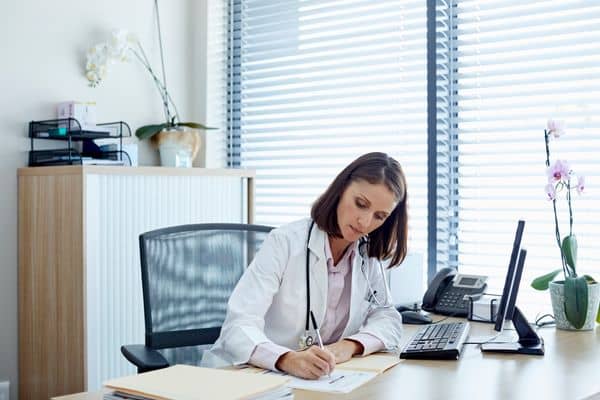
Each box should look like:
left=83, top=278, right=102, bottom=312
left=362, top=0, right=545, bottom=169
left=28, top=148, right=83, bottom=166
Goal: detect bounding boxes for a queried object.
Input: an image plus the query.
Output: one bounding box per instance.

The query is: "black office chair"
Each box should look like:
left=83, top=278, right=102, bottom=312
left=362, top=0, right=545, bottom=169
left=121, top=223, right=273, bottom=373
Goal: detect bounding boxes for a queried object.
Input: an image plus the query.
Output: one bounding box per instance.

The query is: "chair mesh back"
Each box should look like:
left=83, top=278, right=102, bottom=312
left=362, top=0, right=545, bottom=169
left=139, top=224, right=272, bottom=366
left=157, top=345, right=207, bottom=367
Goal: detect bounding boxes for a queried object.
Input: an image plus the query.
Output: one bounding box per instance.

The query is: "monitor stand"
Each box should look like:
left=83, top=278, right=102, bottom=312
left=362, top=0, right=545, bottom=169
left=481, top=306, right=545, bottom=355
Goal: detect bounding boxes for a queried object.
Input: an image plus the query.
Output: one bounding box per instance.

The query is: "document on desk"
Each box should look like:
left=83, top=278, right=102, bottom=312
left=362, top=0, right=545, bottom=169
left=284, top=370, right=377, bottom=394
left=235, top=352, right=399, bottom=394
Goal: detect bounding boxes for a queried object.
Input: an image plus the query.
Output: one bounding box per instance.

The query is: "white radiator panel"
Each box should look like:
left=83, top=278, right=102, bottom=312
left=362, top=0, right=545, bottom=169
left=84, top=174, right=246, bottom=390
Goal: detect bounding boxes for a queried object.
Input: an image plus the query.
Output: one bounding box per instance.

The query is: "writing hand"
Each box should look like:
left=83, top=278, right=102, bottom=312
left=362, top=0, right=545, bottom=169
left=275, top=346, right=336, bottom=380
left=326, top=339, right=364, bottom=364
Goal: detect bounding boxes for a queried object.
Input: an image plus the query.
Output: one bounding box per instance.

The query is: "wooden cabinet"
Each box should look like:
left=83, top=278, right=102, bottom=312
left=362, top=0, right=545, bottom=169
left=18, top=166, right=254, bottom=400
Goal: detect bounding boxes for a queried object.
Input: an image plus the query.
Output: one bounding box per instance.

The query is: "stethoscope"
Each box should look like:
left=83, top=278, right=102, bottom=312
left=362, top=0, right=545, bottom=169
left=299, top=220, right=390, bottom=349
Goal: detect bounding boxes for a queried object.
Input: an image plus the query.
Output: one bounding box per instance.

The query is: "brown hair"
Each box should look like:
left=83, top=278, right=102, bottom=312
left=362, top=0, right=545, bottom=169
left=311, top=152, right=408, bottom=267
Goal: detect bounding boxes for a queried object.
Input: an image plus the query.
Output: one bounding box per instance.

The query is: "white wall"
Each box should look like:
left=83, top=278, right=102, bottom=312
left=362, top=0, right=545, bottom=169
left=0, top=1, right=208, bottom=398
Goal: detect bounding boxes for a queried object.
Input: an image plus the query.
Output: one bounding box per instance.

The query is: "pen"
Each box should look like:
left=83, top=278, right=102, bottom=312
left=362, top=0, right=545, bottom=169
left=310, top=311, right=331, bottom=379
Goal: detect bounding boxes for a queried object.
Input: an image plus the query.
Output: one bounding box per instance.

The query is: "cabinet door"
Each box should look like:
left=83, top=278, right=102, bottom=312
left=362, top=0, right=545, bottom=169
left=84, top=174, right=247, bottom=389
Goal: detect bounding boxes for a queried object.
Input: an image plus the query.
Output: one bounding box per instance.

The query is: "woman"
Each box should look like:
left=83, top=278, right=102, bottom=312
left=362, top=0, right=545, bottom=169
left=202, top=152, right=408, bottom=379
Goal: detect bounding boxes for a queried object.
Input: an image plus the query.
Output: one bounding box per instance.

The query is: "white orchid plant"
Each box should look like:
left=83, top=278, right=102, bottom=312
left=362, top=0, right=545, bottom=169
left=85, top=0, right=213, bottom=140
left=531, top=119, right=599, bottom=328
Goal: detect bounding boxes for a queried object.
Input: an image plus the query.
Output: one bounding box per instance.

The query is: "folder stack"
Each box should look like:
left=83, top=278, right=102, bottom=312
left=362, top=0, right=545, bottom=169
left=103, top=364, right=292, bottom=400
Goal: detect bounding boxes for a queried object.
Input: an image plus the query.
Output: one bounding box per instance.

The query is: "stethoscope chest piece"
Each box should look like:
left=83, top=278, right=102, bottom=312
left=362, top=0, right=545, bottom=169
left=298, top=332, right=314, bottom=350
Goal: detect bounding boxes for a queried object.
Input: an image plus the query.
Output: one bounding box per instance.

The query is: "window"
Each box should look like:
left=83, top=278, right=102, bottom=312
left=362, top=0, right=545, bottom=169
left=204, top=0, right=231, bottom=168
left=232, top=0, right=430, bottom=261
left=227, top=2, right=600, bottom=312
left=450, top=1, right=600, bottom=312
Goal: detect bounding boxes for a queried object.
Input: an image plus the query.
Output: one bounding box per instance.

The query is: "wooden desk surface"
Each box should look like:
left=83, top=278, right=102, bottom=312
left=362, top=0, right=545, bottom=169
left=53, top=320, right=600, bottom=400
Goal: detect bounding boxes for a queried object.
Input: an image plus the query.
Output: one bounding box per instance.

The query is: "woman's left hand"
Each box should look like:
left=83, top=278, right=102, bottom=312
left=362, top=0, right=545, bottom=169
left=326, top=339, right=364, bottom=364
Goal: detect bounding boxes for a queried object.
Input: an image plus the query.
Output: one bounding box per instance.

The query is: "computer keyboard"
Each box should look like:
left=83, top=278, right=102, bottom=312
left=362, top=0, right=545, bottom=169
left=400, top=321, right=470, bottom=360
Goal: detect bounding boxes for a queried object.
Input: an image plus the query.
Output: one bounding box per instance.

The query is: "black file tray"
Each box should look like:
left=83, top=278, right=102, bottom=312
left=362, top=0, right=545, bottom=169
left=29, top=148, right=84, bottom=166
left=28, top=118, right=131, bottom=166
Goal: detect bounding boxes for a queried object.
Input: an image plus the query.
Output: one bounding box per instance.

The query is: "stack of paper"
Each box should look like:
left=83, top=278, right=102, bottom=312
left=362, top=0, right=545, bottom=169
left=80, top=157, right=126, bottom=166
left=103, top=364, right=292, bottom=400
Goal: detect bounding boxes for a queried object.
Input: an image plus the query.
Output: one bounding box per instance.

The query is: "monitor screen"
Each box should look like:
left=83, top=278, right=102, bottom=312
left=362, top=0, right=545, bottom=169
left=494, top=220, right=526, bottom=332
left=505, top=248, right=527, bottom=321
left=481, top=245, right=543, bottom=355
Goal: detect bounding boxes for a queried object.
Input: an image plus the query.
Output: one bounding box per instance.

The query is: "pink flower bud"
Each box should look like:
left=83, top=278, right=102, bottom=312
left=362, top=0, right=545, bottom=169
left=577, top=175, right=585, bottom=194
left=547, top=119, right=566, bottom=138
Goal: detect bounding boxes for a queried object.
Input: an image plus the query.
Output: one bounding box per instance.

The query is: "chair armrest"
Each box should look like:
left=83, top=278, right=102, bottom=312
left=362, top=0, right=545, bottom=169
left=121, top=344, right=169, bottom=373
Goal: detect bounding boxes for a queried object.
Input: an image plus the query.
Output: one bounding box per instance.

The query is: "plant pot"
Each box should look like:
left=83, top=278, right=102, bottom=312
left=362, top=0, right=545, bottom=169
left=151, top=128, right=202, bottom=168
left=549, top=281, right=600, bottom=330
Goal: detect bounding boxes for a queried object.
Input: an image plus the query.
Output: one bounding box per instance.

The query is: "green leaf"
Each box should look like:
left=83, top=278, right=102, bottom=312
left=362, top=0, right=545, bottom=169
left=563, top=276, right=588, bottom=329
left=561, top=235, right=578, bottom=273
left=177, top=122, right=218, bottom=130
left=531, top=269, right=562, bottom=290
left=135, top=123, right=169, bottom=140
left=597, top=303, right=600, bottom=324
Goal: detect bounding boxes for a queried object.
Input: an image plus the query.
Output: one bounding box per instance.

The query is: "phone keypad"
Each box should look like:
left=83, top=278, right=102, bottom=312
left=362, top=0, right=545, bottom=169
left=435, top=288, right=480, bottom=317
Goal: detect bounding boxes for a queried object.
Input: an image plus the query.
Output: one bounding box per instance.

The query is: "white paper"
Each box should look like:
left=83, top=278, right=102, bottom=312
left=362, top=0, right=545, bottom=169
left=263, top=370, right=376, bottom=394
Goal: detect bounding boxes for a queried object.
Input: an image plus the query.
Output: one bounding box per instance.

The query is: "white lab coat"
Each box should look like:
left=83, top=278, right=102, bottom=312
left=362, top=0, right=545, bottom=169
left=202, top=218, right=403, bottom=368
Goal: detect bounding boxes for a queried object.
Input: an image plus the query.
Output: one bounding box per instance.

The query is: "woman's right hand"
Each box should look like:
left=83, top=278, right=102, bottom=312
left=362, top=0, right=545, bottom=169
left=275, top=346, right=336, bottom=380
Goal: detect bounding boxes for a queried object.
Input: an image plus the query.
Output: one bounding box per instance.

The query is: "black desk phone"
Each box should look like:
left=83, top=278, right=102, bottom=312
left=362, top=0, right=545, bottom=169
left=421, top=267, right=487, bottom=317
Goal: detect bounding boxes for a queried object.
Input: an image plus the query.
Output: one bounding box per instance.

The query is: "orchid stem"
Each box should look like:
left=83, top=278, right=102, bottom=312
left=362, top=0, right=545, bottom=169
left=131, top=46, right=180, bottom=125
left=546, top=130, right=569, bottom=278
left=544, top=130, right=550, bottom=168
left=132, top=47, right=169, bottom=123
left=567, top=180, right=573, bottom=237
left=154, top=0, right=169, bottom=104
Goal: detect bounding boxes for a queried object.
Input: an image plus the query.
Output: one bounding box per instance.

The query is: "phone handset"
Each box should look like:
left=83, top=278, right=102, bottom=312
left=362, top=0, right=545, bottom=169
left=421, top=267, right=457, bottom=312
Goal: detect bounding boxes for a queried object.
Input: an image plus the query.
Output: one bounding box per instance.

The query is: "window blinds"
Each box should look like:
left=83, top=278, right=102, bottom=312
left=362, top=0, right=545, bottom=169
left=452, top=0, right=600, bottom=312
left=236, top=0, right=429, bottom=261
left=204, top=0, right=230, bottom=168
left=432, top=0, right=457, bottom=275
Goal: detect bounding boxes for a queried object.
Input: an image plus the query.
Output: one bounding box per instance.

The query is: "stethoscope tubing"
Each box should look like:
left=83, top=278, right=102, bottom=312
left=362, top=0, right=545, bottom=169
left=305, top=221, right=314, bottom=331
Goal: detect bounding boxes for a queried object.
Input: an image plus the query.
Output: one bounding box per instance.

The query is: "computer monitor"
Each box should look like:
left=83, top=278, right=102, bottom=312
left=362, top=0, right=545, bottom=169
left=494, top=220, right=525, bottom=332
left=481, top=221, right=544, bottom=355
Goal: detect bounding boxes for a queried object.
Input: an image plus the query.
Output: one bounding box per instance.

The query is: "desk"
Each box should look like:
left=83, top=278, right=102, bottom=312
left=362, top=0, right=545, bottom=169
left=53, top=319, right=600, bottom=400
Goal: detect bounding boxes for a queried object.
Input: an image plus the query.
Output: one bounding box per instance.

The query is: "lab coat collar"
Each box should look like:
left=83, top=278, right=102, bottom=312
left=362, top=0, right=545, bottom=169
left=306, top=222, right=329, bottom=326
left=307, top=220, right=325, bottom=263
left=307, top=222, right=360, bottom=265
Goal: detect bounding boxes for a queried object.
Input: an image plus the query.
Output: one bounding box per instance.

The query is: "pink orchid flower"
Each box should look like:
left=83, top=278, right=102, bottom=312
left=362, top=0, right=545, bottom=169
left=576, top=175, right=585, bottom=194
left=547, top=159, right=571, bottom=183
left=547, top=119, right=565, bottom=138
left=545, top=183, right=556, bottom=201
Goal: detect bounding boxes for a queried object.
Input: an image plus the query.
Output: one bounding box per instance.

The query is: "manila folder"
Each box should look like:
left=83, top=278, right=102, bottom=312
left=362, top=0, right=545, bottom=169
left=337, top=352, right=401, bottom=374
left=104, top=364, right=289, bottom=400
